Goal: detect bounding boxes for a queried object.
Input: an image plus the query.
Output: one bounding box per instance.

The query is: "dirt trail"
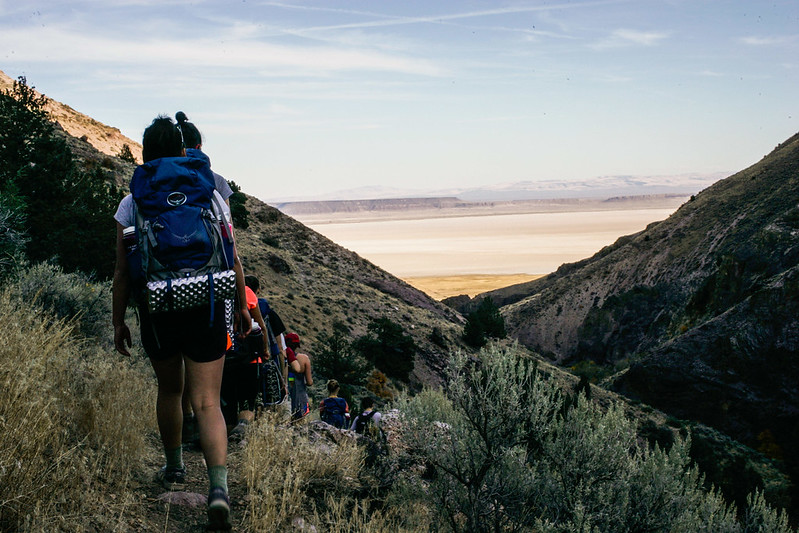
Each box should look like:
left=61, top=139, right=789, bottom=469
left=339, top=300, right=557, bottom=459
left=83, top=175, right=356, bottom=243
left=135, top=436, right=248, bottom=532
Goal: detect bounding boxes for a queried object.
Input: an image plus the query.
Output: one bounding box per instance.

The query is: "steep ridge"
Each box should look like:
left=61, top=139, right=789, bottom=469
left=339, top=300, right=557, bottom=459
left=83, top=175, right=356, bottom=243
left=485, top=131, right=799, bottom=505
left=0, top=69, right=142, bottom=162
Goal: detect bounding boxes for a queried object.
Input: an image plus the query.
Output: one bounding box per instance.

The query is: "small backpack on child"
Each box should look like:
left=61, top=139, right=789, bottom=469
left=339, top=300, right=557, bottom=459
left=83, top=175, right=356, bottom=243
left=320, top=397, right=348, bottom=429
left=354, top=410, right=377, bottom=435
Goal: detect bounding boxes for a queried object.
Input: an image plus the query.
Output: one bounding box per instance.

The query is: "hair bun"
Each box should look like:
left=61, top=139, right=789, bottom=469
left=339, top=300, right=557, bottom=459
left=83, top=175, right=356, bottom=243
left=175, top=111, right=188, bottom=124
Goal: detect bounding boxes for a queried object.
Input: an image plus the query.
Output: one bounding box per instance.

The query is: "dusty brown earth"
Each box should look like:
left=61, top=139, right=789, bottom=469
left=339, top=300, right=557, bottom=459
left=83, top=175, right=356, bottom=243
left=0, top=69, right=142, bottom=162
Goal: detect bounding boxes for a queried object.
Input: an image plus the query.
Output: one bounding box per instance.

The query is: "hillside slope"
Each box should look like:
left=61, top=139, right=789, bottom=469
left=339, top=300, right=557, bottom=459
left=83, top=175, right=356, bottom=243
left=229, top=196, right=465, bottom=388
left=1, top=68, right=463, bottom=388
left=481, top=131, right=799, bottom=503
left=0, top=69, right=142, bottom=162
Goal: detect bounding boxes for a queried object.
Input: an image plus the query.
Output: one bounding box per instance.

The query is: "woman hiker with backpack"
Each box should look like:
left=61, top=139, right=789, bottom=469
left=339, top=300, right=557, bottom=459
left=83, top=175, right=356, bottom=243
left=319, top=379, right=349, bottom=429
left=112, top=115, right=251, bottom=531
left=172, top=111, right=236, bottom=449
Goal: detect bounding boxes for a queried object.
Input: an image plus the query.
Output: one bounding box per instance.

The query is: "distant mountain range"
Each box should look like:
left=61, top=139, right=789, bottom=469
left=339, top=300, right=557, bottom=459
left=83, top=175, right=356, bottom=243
left=271, top=172, right=728, bottom=204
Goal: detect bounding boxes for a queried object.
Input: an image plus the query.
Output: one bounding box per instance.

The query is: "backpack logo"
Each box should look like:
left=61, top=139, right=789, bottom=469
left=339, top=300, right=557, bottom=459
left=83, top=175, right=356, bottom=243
left=167, top=191, right=187, bottom=206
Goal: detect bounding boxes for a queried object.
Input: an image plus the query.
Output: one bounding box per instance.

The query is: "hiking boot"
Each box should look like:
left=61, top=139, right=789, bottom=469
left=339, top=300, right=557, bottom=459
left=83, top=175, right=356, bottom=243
left=207, top=487, right=231, bottom=530
left=228, top=421, right=248, bottom=443
left=156, top=465, right=186, bottom=490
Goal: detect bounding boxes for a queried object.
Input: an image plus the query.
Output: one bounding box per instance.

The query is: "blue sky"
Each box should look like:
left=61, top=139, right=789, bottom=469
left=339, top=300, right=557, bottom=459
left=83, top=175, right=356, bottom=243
left=1, top=0, right=797, bottom=201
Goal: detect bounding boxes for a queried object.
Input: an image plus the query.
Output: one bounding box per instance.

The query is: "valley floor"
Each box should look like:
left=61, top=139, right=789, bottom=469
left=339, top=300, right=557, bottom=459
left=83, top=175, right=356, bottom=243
left=403, top=273, right=544, bottom=299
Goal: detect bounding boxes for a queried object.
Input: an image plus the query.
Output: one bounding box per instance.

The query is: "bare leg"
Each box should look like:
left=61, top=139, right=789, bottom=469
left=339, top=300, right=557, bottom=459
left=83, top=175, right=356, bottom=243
left=185, top=355, right=227, bottom=467
left=150, top=354, right=185, bottom=450
left=182, top=374, right=193, bottom=415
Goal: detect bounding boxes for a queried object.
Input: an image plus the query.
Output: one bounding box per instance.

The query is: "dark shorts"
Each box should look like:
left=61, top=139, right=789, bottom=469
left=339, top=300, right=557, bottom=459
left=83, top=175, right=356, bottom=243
left=139, top=302, right=227, bottom=363
left=220, top=359, right=261, bottom=423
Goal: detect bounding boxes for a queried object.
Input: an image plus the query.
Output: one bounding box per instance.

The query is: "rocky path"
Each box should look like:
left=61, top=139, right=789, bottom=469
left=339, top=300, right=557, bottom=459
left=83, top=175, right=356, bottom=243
left=134, top=436, right=249, bottom=532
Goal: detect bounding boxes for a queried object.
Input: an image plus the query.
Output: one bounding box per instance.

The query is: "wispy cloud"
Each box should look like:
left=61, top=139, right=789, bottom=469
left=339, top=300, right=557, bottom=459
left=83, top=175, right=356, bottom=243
left=0, top=26, right=446, bottom=77
left=591, top=29, right=669, bottom=50
left=740, top=35, right=797, bottom=46
left=263, top=0, right=631, bottom=33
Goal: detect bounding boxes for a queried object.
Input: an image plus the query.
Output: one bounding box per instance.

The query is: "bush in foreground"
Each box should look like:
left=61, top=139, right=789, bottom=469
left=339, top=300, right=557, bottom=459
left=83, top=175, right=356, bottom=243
left=397, top=345, right=792, bottom=532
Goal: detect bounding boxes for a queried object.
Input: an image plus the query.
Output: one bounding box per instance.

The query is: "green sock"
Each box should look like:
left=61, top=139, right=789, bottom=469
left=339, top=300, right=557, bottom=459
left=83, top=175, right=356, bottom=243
left=165, top=445, right=183, bottom=469
left=208, top=465, right=228, bottom=493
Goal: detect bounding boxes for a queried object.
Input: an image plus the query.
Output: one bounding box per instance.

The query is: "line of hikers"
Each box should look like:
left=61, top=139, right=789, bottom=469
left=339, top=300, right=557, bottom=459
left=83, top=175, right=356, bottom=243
left=112, top=112, right=380, bottom=530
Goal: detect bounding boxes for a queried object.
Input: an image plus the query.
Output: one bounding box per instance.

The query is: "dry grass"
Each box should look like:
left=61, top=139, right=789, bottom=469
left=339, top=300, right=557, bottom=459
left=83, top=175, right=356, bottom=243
left=242, top=415, right=423, bottom=532
left=0, top=286, right=155, bottom=532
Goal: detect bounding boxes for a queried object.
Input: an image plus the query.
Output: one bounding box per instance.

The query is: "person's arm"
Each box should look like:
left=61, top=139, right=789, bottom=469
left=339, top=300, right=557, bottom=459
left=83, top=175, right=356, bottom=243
left=230, top=240, right=251, bottom=336
left=112, top=222, right=132, bottom=356
left=302, top=354, right=313, bottom=387
left=249, top=302, right=269, bottom=353
left=289, top=353, right=301, bottom=373
left=285, top=345, right=301, bottom=373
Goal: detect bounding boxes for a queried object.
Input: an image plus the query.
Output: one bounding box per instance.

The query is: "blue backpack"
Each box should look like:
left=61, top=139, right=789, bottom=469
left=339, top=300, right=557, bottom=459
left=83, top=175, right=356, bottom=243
left=321, top=397, right=348, bottom=429
left=129, top=151, right=236, bottom=316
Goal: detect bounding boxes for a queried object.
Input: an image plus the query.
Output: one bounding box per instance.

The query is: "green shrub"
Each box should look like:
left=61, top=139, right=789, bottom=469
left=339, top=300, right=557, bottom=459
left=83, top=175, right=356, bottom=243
left=0, top=196, right=28, bottom=283
left=1, top=76, right=123, bottom=280
left=315, top=321, right=371, bottom=386
left=463, top=296, right=506, bottom=347
left=117, top=143, right=137, bottom=164
left=228, top=180, right=249, bottom=230
left=13, top=262, right=111, bottom=340
left=398, top=345, right=793, bottom=532
left=353, top=317, right=416, bottom=382
left=399, top=346, right=561, bottom=531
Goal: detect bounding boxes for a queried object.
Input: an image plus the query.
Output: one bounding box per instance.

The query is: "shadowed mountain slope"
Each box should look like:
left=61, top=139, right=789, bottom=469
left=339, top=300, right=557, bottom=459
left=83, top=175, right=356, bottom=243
left=471, top=131, right=799, bottom=507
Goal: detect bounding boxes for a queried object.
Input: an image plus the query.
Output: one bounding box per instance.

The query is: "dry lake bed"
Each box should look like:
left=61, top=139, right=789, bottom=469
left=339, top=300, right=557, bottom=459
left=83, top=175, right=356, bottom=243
left=296, top=203, right=681, bottom=299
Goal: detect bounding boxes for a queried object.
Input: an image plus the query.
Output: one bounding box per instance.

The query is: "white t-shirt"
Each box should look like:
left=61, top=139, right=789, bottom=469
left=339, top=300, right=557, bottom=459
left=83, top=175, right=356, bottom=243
left=213, top=172, right=234, bottom=201
left=350, top=410, right=382, bottom=431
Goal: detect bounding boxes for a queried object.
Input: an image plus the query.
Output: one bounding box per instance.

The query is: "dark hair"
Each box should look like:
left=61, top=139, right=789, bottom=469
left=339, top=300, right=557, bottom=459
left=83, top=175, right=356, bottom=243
left=360, top=397, right=374, bottom=410
left=327, top=379, right=340, bottom=394
left=244, top=275, right=260, bottom=292
left=142, top=115, right=184, bottom=163
left=175, top=111, right=202, bottom=149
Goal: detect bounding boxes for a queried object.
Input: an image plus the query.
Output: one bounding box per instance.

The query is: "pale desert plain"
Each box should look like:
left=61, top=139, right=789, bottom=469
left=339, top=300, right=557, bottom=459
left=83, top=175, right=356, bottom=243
left=298, top=200, right=683, bottom=300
